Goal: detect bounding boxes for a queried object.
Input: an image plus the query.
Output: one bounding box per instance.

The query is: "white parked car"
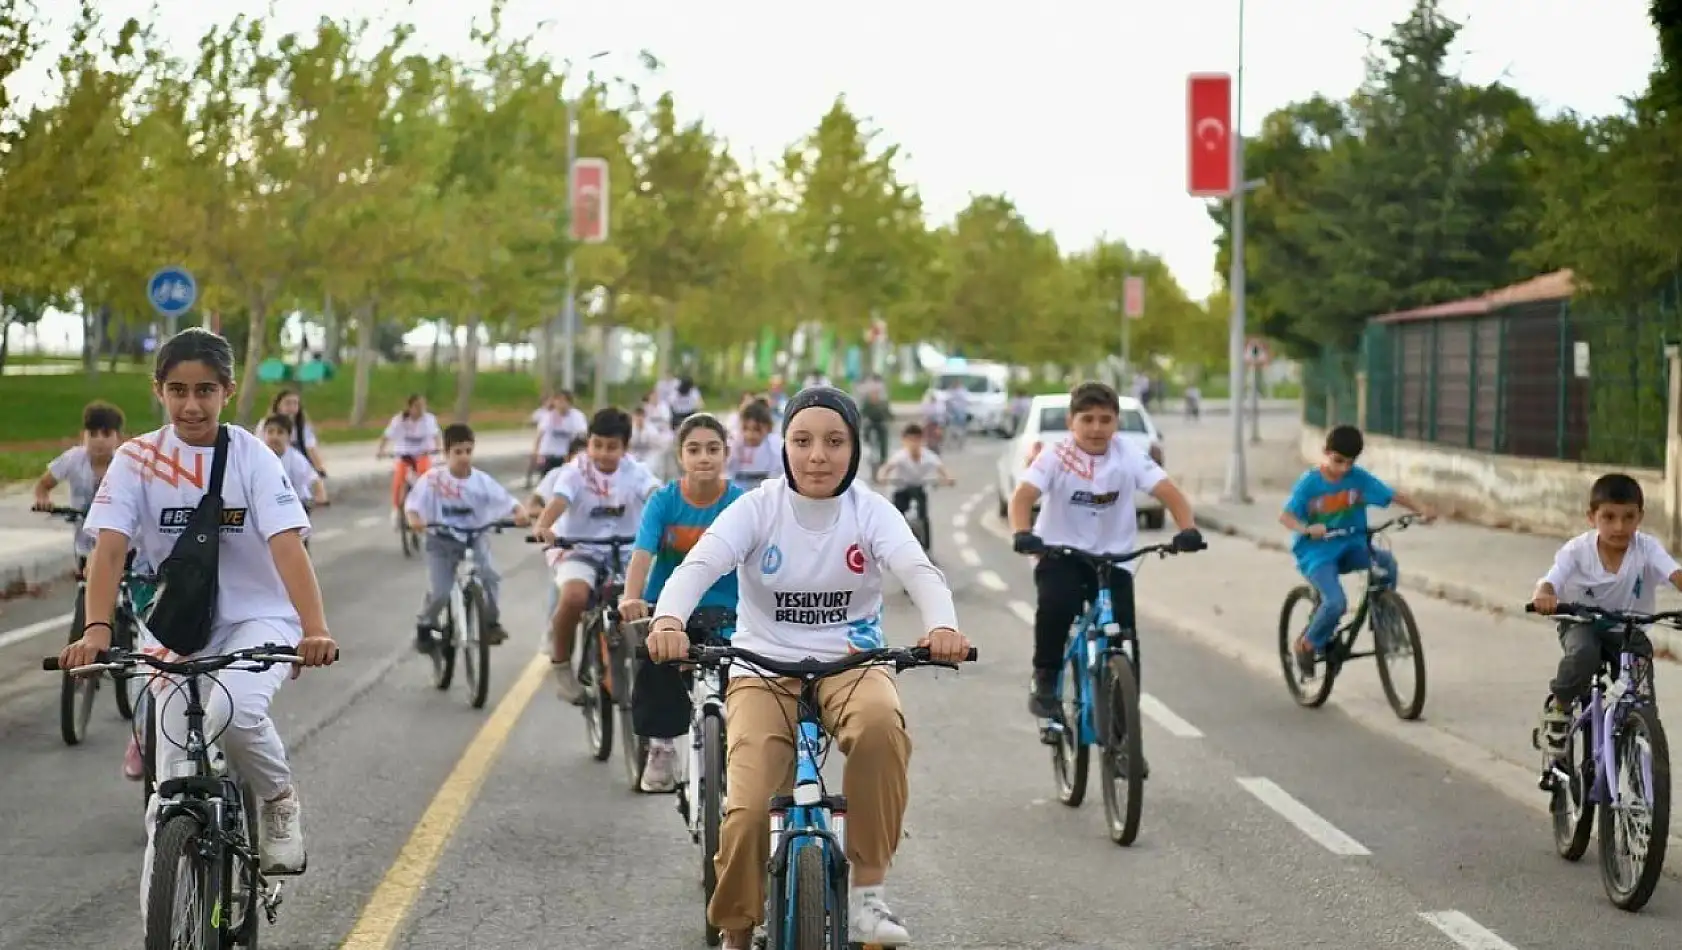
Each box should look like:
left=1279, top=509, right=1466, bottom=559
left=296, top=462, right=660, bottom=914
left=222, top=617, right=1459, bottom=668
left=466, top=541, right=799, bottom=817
left=994, top=393, right=1168, bottom=530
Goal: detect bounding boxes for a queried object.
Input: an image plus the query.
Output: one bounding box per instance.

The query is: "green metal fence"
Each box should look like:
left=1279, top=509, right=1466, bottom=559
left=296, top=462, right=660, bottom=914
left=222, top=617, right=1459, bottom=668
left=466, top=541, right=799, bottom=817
left=1331, top=288, right=1679, bottom=469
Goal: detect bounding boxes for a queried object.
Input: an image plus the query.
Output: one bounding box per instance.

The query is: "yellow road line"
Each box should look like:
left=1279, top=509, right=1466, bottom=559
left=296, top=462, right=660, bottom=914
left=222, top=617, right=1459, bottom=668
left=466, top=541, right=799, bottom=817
left=339, top=652, right=550, bottom=949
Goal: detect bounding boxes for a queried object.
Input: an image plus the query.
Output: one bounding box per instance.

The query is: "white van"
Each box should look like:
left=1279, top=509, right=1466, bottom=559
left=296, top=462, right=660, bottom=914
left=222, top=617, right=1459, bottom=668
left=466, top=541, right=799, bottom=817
left=931, top=360, right=1012, bottom=435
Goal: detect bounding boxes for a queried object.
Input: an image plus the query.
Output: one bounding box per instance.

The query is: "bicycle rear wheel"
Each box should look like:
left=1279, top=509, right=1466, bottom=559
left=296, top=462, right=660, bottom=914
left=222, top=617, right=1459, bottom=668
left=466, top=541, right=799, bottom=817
left=700, top=713, right=725, bottom=947
left=60, top=591, right=98, bottom=746
left=1278, top=585, right=1335, bottom=708
left=1550, top=719, right=1595, bottom=861
left=144, top=814, right=222, bottom=950
left=1598, top=704, right=1670, bottom=911
left=1099, top=655, right=1146, bottom=846
left=1052, top=653, right=1089, bottom=806
left=1371, top=591, right=1426, bottom=720
left=462, top=588, right=491, bottom=709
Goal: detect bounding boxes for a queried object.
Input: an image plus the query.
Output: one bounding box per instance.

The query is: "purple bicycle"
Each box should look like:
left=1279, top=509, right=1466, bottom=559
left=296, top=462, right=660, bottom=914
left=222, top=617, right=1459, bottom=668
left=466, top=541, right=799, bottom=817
left=1528, top=602, right=1672, bottom=911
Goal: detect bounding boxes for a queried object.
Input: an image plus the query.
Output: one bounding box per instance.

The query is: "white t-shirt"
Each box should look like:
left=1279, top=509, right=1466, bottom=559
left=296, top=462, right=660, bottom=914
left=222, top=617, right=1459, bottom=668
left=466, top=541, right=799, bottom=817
left=1022, top=434, right=1166, bottom=569
left=670, top=388, right=703, bottom=414
left=277, top=447, right=319, bottom=502
left=405, top=466, right=518, bottom=542
left=50, top=446, right=104, bottom=556
left=643, top=400, right=672, bottom=432
left=84, top=425, right=309, bottom=638
left=1541, top=531, right=1681, bottom=614
left=727, top=434, right=783, bottom=491
left=539, top=455, right=661, bottom=564
left=880, top=448, right=942, bottom=490
left=653, top=478, right=959, bottom=664
left=384, top=412, right=442, bottom=456
left=628, top=423, right=668, bottom=462
left=292, top=419, right=318, bottom=452
left=535, top=406, right=588, bottom=457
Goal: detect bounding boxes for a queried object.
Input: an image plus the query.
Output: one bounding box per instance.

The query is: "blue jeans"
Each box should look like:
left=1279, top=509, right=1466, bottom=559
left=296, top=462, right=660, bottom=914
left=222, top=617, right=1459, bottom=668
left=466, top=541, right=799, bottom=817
left=1301, top=545, right=1398, bottom=650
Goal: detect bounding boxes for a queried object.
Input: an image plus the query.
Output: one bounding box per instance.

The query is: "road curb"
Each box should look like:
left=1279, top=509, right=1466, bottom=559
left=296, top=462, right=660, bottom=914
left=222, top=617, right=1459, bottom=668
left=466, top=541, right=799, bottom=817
left=0, top=451, right=532, bottom=600
left=1192, top=508, right=1682, bottom=661
left=1136, top=596, right=1682, bottom=883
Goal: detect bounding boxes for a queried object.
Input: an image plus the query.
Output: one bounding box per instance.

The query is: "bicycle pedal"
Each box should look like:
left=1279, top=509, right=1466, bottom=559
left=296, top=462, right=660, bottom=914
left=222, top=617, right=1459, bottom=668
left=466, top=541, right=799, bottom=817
left=1037, top=721, right=1064, bottom=746
left=1530, top=728, right=1541, bottom=751
left=262, top=880, right=285, bottom=923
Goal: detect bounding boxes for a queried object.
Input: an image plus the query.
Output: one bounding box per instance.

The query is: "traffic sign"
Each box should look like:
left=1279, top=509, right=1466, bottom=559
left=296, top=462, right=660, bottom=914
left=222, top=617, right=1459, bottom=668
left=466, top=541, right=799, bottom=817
left=1244, top=337, right=1270, bottom=366
left=1123, top=276, right=1145, bottom=319
left=147, top=267, right=197, bottom=318
left=1187, top=73, right=1233, bottom=198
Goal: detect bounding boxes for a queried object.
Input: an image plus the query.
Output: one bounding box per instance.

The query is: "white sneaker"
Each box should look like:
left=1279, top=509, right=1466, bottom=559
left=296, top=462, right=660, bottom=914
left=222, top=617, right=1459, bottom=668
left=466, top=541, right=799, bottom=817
left=640, top=739, right=678, bottom=792
left=849, top=888, right=910, bottom=946
left=552, top=660, right=585, bottom=705
left=259, top=789, right=307, bottom=874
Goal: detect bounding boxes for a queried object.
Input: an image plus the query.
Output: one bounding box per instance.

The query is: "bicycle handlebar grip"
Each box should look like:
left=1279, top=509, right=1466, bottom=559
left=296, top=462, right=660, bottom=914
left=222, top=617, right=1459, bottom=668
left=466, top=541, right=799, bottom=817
left=1524, top=603, right=1539, bottom=614
left=41, top=657, right=59, bottom=671
left=965, top=646, right=979, bottom=661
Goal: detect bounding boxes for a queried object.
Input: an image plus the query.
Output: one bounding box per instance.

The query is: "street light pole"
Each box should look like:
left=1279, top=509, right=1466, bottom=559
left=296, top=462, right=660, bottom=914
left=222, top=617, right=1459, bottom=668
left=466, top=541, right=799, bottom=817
left=1223, top=0, right=1251, bottom=504
left=562, top=95, right=578, bottom=394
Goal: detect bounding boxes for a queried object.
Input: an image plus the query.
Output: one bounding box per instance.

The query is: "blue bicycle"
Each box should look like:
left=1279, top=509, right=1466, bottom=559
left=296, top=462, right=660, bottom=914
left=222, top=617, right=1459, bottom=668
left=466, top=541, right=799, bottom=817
left=644, top=642, right=975, bottom=950
left=1035, top=541, right=1191, bottom=846
left=1528, top=602, right=1672, bottom=911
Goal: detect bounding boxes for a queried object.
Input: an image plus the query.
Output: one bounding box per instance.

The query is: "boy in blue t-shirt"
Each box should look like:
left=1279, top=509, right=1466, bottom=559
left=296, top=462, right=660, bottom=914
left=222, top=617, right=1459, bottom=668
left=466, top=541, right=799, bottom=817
left=1279, top=425, right=1433, bottom=678
left=618, top=412, right=744, bottom=792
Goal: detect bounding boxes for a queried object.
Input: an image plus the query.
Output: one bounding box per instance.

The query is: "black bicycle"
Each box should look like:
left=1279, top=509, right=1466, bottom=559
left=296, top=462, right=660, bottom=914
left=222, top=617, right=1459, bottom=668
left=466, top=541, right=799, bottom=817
left=41, top=506, right=144, bottom=743
left=45, top=642, right=336, bottom=950
left=422, top=520, right=518, bottom=709
left=529, top=534, right=638, bottom=772
left=1277, top=513, right=1428, bottom=719
left=665, top=608, right=738, bottom=946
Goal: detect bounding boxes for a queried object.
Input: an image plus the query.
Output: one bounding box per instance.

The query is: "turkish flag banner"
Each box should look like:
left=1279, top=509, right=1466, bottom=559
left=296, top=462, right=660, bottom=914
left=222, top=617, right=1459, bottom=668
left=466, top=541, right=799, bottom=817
left=571, top=157, right=610, bottom=243
left=1187, top=73, right=1233, bottom=198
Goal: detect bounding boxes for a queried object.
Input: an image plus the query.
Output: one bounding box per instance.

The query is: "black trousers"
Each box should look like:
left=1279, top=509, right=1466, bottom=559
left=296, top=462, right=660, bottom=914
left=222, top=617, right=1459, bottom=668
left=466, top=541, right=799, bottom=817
left=1033, top=555, right=1138, bottom=679
left=891, top=486, right=931, bottom=551
left=1550, top=621, right=1653, bottom=706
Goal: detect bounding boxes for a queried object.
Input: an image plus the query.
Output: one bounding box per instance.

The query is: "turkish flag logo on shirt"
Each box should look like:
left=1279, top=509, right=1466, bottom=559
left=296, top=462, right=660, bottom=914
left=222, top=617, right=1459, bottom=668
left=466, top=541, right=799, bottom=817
left=845, top=543, right=865, bottom=574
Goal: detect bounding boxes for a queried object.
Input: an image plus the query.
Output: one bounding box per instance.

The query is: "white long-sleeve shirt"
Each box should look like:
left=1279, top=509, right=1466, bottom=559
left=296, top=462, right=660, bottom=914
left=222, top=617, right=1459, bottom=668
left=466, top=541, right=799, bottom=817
left=653, top=478, right=958, bottom=664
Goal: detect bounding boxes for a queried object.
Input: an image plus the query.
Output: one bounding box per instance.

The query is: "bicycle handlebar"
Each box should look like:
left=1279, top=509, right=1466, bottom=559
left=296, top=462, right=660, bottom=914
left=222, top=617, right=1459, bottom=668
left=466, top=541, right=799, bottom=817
left=1043, top=541, right=1191, bottom=564
left=43, top=643, right=340, bottom=676
left=37, top=506, right=84, bottom=521
left=425, top=519, right=520, bottom=537
left=1524, top=602, right=1682, bottom=627
left=1321, top=512, right=1428, bottom=540
left=523, top=534, right=638, bottom=549
left=636, top=642, right=978, bottom=676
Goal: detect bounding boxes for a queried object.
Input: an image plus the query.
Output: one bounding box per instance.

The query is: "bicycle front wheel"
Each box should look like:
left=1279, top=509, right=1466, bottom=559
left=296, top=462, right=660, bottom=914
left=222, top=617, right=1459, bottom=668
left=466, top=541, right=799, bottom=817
left=113, top=614, right=141, bottom=721
left=582, top=623, right=613, bottom=761
left=144, top=814, right=222, bottom=950
left=1371, top=591, right=1426, bottom=720
left=700, top=713, right=725, bottom=946
left=792, top=843, right=827, bottom=950
left=1099, top=654, right=1145, bottom=846
left=462, top=588, right=491, bottom=709
left=1599, top=704, right=1671, bottom=911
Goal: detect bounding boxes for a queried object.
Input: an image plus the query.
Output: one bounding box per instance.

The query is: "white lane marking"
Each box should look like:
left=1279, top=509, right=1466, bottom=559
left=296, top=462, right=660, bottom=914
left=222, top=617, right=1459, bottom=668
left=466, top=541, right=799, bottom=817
left=1009, top=600, right=1035, bottom=625
left=1139, top=694, right=1204, bottom=738
left=952, top=530, right=970, bottom=547
left=355, top=515, right=382, bottom=529
left=976, top=570, right=1007, bottom=592
left=959, top=548, right=981, bottom=567
left=0, top=612, right=74, bottom=649
left=313, top=527, right=346, bottom=543
left=1235, top=777, right=1371, bottom=856
left=952, top=513, right=968, bottom=529
left=1418, top=911, right=1520, bottom=950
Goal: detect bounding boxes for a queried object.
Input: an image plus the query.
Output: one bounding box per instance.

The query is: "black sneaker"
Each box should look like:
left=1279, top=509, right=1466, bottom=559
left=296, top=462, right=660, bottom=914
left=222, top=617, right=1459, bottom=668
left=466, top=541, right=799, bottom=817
left=1028, top=669, right=1060, bottom=718
left=1294, top=639, right=1317, bottom=680
left=414, top=625, right=436, bottom=654
left=483, top=623, right=508, bottom=646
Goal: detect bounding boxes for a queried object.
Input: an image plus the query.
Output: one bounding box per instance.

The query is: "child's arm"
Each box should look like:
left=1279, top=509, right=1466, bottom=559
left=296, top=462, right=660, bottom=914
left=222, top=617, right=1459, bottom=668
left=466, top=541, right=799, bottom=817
left=622, top=550, right=654, bottom=607
left=1278, top=474, right=1325, bottom=537
left=32, top=468, right=58, bottom=509
left=1532, top=541, right=1578, bottom=613
left=310, top=477, right=328, bottom=506
left=1389, top=490, right=1435, bottom=520
left=1147, top=478, right=1197, bottom=533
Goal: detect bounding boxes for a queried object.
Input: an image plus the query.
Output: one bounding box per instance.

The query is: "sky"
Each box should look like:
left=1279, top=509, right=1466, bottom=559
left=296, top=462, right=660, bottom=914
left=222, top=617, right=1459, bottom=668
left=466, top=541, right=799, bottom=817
left=3, top=0, right=1660, bottom=352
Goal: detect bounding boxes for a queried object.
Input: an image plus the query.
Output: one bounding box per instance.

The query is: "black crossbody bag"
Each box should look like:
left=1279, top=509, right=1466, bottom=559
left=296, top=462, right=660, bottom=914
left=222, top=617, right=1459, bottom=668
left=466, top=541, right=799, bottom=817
left=144, top=425, right=231, bottom=655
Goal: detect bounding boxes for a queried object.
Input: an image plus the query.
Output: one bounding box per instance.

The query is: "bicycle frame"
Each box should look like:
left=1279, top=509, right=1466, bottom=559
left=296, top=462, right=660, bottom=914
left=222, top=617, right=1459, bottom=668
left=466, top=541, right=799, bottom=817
left=769, top=687, right=849, bottom=949
left=1053, top=577, right=1126, bottom=747
left=1557, top=646, right=1656, bottom=811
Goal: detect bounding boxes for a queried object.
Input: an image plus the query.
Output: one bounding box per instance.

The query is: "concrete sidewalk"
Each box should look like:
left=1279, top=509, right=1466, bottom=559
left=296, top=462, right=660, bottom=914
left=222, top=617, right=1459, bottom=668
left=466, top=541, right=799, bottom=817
left=0, top=430, right=535, bottom=595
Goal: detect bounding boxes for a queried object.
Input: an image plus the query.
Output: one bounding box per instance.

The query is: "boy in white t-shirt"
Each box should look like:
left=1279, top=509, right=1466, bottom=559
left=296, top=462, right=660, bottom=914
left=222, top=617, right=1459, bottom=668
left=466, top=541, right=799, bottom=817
left=531, top=390, right=589, bottom=475
left=405, top=423, right=529, bottom=652
left=33, top=401, right=125, bottom=551
left=261, top=414, right=328, bottom=509
left=1531, top=473, right=1682, bottom=756
left=1007, top=381, right=1205, bottom=721
left=533, top=408, right=662, bottom=702
left=875, top=423, right=955, bottom=551
left=725, top=399, right=781, bottom=492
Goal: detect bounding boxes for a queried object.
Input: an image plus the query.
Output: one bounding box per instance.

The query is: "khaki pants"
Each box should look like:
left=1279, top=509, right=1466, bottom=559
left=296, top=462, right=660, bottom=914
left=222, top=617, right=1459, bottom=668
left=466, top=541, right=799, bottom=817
left=709, top=667, right=912, bottom=932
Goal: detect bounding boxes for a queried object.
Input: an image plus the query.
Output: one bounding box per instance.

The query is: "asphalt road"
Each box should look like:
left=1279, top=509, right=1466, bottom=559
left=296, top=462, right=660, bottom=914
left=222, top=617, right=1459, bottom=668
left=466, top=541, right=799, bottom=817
left=0, top=435, right=1676, bottom=949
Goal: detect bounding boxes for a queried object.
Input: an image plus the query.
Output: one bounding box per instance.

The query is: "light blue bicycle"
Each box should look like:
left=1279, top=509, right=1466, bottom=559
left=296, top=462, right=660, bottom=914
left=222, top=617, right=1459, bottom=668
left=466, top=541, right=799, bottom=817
left=645, top=642, right=975, bottom=950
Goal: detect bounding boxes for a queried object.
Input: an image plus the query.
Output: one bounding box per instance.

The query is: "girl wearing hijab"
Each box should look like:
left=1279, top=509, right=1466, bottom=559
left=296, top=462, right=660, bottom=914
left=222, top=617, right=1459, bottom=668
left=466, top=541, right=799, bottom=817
left=647, top=387, right=972, bottom=949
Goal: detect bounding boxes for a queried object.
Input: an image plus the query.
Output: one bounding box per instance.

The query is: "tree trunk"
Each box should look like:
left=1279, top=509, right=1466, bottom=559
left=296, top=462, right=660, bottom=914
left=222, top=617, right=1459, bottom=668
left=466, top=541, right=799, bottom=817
left=349, top=301, right=377, bottom=426
left=453, top=313, right=481, bottom=422
left=654, top=318, right=674, bottom=379
left=538, top=312, right=555, bottom=396
left=235, top=295, right=270, bottom=427
left=0, top=313, right=11, bottom=371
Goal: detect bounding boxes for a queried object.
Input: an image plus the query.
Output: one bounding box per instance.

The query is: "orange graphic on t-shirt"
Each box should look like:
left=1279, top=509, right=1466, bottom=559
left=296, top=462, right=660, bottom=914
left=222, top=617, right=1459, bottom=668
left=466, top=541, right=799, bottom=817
left=429, top=473, right=464, bottom=499
left=1308, top=489, right=1361, bottom=516
left=664, top=525, right=705, bottom=555
left=120, top=437, right=205, bottom=489
left=1052, top=440, right=1095, bottom=480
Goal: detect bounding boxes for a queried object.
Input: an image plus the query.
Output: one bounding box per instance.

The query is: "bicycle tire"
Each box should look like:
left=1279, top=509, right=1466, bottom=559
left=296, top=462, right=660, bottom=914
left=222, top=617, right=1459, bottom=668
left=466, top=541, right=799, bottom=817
left=462, top=587, right=490, bottom=709
left=583, top=622, right=613, bottom=761
left=620, top=642, right=648, bottom=791
left=700, top=713, right=725, bottom=947
left=1278, top=585, right=1335, bottom=708
left=1052, top=652, right=1089, bottom=807
left=60, top=591, right=98, bottom=746
left=430, top=607, right=458, bottom=691
left=792, top=843, right=827, bottom=950
left=1099, top=655, right=1145, bottom=846
left=142, top=691, right=157, bottom=809
left=1371, top=591, right=1427, bottom=720
left=1551, top=721, right=1595, bottom=862
left=144, top=813, right=221, bottom=950
left=1598, top=704, right=1670, bottom=911
left=233, top=783, right=262, bottom=949
left=113, top=613, right=139, bottom=721
left=399, top=518, right=416, bottom=558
